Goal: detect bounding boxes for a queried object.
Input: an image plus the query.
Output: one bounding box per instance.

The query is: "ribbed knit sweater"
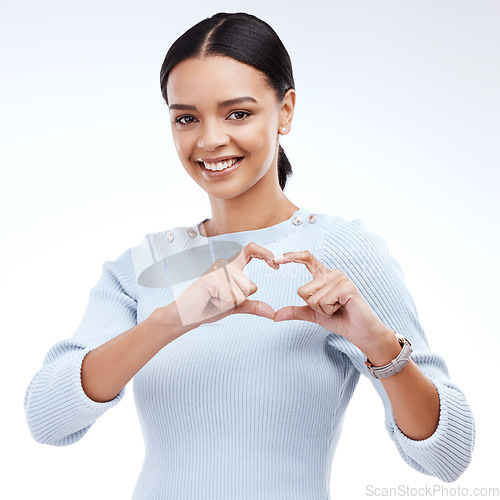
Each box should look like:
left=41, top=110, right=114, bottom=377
left=24, top=207, right=475, bottom=499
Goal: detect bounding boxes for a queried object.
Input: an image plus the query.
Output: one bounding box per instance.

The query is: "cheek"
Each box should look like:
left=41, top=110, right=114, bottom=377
left=241, top=122, right=276, bottom=155
left=170, top=127, right=181, bottom=151
left=172, top=131, right=192, bottom=159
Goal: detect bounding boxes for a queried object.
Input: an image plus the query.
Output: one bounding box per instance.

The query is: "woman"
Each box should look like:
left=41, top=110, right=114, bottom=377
left=25, top=11, right=475, bottom=499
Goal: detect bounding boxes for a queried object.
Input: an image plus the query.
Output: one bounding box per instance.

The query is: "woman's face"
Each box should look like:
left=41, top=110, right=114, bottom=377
left=166, top=56, right=293, bottom=200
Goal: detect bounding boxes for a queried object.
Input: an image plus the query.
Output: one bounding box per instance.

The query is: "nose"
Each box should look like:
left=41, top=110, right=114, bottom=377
left=197, top=119, right=230, bottom=151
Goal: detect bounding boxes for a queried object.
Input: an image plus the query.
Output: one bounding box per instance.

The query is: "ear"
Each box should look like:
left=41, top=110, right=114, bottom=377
left=278, top=88, right=296, bottom=135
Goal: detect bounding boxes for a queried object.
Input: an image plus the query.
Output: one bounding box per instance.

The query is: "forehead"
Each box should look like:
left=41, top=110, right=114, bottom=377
left=166, top=56, right=275, bottom=106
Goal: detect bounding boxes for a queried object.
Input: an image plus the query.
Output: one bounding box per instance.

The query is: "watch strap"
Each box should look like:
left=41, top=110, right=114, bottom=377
left=365, top=333, right=413, bottom=379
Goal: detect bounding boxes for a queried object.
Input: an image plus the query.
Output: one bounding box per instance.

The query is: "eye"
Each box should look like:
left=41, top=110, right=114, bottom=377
left=228, top=110, right=251, bottom=121
left=175, top=115, right=197, bottom=125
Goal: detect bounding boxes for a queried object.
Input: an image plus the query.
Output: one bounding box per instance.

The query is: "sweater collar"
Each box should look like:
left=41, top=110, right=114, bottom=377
left=194, top=207, right=313, bottom=246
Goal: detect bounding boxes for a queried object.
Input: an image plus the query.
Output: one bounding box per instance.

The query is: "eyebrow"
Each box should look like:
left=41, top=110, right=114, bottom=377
left=169, top=96, right=258, bottom=111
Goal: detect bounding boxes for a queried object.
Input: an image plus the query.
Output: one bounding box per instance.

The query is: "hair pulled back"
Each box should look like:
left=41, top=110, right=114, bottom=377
left=160, top=12, right=295, bottom=191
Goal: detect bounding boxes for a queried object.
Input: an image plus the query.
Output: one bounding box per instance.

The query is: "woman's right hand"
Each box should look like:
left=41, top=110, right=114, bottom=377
left=161, top=242, right=280, bottom=336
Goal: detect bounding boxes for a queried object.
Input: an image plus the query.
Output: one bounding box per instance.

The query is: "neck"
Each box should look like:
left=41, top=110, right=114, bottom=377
left=201, top=196, right=300, bottom=237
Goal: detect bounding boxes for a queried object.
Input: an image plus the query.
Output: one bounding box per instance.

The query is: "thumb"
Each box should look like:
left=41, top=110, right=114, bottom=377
left=273, top=305, right=316, bottom=322
left=233, top=299, right=276, bottom=320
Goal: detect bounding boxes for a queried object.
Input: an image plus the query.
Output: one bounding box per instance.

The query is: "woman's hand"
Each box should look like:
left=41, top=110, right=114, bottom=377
left=273, top=250, right=392, bottom=351
left=164, top=242, right=279, bottom=336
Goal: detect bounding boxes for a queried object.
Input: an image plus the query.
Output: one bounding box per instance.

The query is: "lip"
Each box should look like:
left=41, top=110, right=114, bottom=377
left=198, top=157, right=244, bottom=178
left=197, top=155, right=243, bottom=163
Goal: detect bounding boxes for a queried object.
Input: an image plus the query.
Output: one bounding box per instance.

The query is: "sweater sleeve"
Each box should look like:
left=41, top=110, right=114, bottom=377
left=24, top=247, right=138, bottom=446
left=321, top=217, right=475, bottom=482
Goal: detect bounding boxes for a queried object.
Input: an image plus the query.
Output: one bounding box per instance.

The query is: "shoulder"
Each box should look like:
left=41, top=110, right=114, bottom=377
left=315, top=212, right=408, bottom=285
left=318, top=213, right=390, bottom=260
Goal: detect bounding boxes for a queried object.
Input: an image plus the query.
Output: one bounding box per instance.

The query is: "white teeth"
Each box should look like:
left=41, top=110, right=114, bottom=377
left=202, top=157, right=240, bottom=171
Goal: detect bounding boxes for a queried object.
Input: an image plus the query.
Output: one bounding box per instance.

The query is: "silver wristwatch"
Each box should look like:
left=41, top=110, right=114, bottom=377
left=365, top=333, right=413, bottom=379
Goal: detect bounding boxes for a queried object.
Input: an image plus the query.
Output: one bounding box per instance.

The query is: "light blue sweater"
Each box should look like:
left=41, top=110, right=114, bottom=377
left=24, top=207, right=475, bottom=499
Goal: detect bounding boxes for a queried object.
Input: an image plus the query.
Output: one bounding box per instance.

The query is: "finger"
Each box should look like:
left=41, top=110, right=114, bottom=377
left=204, top=267, right=235, bottom=316
left=297, top=271, right=349, bottom=317
left=212, top=267, right=246, bottom=312
left=273, top=250, right=328, bottom=278
left=296, top=272, right=329, bottom=302
left=297, top=269, right=350, bottom=317
left=230, top=242, right=280, bottom=271
left=226, top=261, right=257, bottom=297
left=310, top=281, right=354, bottom=317
left=201, top=262, right=262, bottom=323
left=224, top=267, right=248, bottom=306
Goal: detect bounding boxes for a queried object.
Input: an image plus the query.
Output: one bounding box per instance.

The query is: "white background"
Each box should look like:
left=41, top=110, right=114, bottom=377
left=1, top=0, right=499, bottom=498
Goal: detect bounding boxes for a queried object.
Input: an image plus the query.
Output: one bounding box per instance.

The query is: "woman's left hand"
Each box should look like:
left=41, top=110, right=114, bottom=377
left=273, top=250, right=391, bottom=350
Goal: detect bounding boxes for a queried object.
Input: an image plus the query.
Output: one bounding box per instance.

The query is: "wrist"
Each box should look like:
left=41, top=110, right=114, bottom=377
left=356, top=327, right=402, bottom=367
left=149, top=304, right=189, bottom=342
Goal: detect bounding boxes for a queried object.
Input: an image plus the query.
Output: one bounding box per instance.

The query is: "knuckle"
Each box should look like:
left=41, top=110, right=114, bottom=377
left=332, top=269, right=346, bottom=280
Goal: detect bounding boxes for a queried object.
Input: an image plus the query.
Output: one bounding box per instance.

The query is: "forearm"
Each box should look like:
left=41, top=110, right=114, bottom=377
left=357, top=329, right=440, bottom=441
left=81, top=304, right=183, bottom=403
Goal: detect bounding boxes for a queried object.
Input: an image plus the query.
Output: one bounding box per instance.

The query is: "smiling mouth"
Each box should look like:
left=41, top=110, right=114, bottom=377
left=197, top=157, right=244, bottom=171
